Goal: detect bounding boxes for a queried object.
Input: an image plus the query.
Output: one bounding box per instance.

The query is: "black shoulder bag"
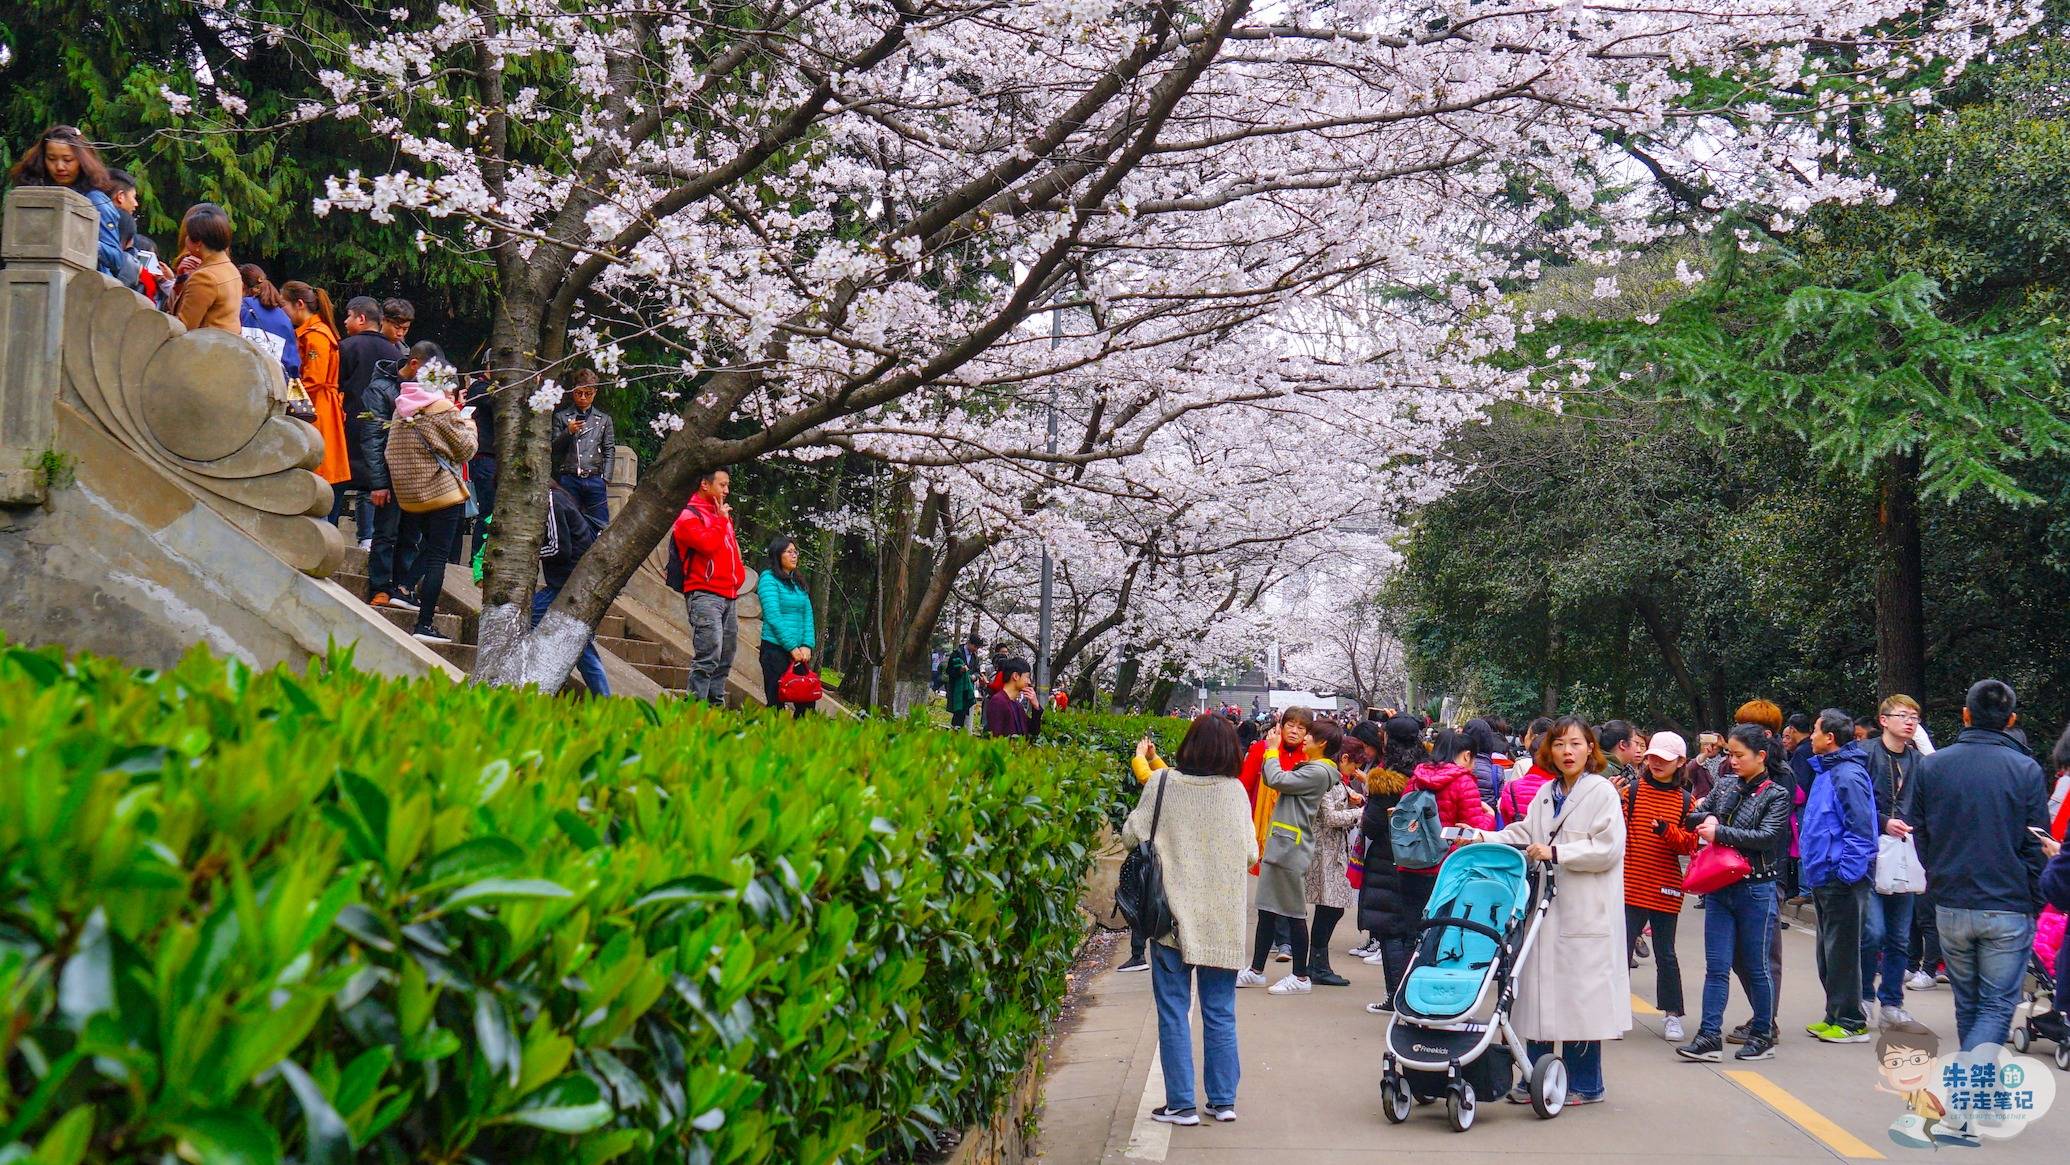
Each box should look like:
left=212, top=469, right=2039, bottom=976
left=1114, top=772, right=1176, bottom=943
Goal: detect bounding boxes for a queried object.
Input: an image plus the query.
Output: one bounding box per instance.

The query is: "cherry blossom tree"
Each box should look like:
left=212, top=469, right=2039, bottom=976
left=212, top=0, right=2036, bottom=689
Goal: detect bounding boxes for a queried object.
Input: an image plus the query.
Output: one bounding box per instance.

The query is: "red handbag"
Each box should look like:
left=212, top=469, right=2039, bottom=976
left=776, top=662, right=823, bottom=704
left=1684, top=842, right=1752, bottom=895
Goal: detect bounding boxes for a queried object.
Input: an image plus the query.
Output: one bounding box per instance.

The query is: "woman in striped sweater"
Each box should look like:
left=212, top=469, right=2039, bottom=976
left=1623, top=731, right=1699, bottom=1042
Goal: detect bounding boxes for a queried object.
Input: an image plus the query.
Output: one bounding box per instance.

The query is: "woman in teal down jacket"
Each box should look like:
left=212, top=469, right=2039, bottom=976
left=755, top=535, right=817, bottom=717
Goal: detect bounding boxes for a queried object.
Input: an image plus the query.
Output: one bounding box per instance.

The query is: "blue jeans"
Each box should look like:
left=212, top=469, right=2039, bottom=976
left=557, top=473, right=610, bottom=531
left=1936, top=907, right=2034, bottom=1052
left=1526, top=1040, right=1602, bottom=1099
left=1860, top=891, right=1916, bottom=1008
left=531, top=585, right=609, bottom=695
left=1150, top=942, right=1239, bottom=1111
left=1702, top=879, right=1777, bottom=1037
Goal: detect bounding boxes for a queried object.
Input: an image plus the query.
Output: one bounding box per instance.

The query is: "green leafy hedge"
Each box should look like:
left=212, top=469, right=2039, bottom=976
left=1038, top=712, right=1189, bottom=830
left=0, top=645, right=1109, bottom=1165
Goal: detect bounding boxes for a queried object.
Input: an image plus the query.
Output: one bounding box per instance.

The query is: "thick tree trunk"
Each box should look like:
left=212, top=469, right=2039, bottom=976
left=1112, top=648, right=1142, bottom=711
left=1706, top=662, right=1729, bottom=732
left=893, top=532, right=998, bottom=677
left=1874, top=451, right=1927, bottom=701
left=876, top=474, right=918, bottom=711
left=1541, top=615, right=1563, bottom=717
left=1145, top=674, right=1179, bottom=716
left=472, top=298, right=562, bottom=688
left=1630, top=590, right=1705, bottom=731
left=810, top=466, right=845, bottom=649
left=1068, top=655, right=1101, bottom=708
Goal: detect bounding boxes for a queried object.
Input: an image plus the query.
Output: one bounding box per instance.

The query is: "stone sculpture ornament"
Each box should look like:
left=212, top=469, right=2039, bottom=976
left=61, top=263, right=344, bottom=577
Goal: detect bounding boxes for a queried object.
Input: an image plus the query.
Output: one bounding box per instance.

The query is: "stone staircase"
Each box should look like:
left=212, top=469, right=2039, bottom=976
left=330, top=544, right=696, bottom=696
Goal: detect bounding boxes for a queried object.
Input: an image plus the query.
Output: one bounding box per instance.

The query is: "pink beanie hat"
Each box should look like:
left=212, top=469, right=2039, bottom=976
left=394, top=381, right=445, bottom=419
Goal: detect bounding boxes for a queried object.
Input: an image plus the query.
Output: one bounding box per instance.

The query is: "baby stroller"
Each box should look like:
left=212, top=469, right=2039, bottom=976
left=2010, top=951, right=2069, bottom=1071
left=1381, top=842, right=1563, bottom=1131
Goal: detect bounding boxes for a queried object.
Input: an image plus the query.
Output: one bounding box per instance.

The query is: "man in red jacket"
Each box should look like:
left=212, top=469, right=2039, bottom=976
left=670, top=468, right=745, bottom=704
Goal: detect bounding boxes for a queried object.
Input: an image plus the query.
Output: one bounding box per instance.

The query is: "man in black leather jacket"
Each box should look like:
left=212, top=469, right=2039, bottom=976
left=1861, top=695, right=1926, bottom=1025
left=1675, top=729, right=1794, bottom=1064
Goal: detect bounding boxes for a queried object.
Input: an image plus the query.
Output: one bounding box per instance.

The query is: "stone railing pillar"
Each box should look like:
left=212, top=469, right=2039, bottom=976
left=606, top=443, right=638, bottom=519
left=0, top=187, right=98, bottom=506
left=0, top=185, right=343, bottom=575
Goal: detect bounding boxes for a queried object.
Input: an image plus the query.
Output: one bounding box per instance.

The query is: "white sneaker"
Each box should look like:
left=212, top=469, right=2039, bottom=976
left=1906, top=971, right=1936, bottom=991
left=1267, top=975, right=1312, bottom=995
left=1349, top=940, right=1378, bottom=957
left=1663, top=1015, right=1685, bottom=1042
left=356, top=539, right=371, bottom=550
left=1236, top=968, right=1267, bottom=988
left=1362, top=949, right=1389, bottom=965
left=1880, top=1006, right=1916, bottom=1028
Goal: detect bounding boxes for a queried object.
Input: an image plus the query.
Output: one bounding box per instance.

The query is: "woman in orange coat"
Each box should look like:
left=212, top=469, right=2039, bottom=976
left=281, top=281, right=352, bottom=493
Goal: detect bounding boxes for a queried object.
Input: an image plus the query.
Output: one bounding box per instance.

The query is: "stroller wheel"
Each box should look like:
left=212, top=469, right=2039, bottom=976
left=1530, top=1053, right=1567, bottom=1119
left=2055, top=1043, right=2070, bottom=1072
left=1382, top=1072, right=1412, bottom=1124
left=1446, top=1081, right=1477, bottom=1132
left=2012, top=1024, right=2031, bottom=1053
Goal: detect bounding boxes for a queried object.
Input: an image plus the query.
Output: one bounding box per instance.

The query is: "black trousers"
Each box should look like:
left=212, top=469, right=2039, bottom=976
left=1910, top=885, right=1943, bottom=973
left=1813, top=880, right=1869, bottom=1029
left=398, top=504, right=464, bottom=630
left=364, top=497, right=403, bottom=595
left=1310, top=905, right=1345, bottom=965
left=1626, top=904, right=1685, bottom=1016
left=1251, top=910, right=1310, bottom=977
left=758, top=641, right=815, bottom=718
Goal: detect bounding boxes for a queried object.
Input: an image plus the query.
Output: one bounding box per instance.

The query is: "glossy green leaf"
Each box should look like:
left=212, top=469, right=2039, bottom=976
left=274, top=1060, right=352, bottom=1165
left=495, top=1076, right=613, bottom=1133
left=167, top=1110, right=281, bottom=1165
left=439, top=877, right=573, bottom=911
left=416, top=836, right=524, bottom=894
left=28, top=1106, right=91, bottom=1165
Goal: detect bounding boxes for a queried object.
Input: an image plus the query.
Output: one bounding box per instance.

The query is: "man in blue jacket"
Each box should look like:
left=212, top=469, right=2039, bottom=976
left=1801, top=709, right=1878, bottom=1043
left=1911, top=679, right=2050, bottom=1052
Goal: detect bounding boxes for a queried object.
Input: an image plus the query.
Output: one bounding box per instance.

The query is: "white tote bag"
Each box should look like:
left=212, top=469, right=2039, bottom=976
left=1874, top=833, right=1927, bottom=895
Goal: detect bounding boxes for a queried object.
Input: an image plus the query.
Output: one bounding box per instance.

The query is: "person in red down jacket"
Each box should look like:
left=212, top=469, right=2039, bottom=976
left=670, top=468, right=746, bottom=705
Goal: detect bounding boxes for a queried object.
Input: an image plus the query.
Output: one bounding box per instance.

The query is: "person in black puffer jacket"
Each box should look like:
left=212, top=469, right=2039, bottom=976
left=1357, top=716, right=1427, bottom=1012
left=1675, top=723, right=1793, bottom=1064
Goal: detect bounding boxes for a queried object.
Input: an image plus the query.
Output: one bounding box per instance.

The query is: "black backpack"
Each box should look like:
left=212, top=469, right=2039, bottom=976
left=1115, top=773, right=1176, bottom=942
left=664, top=527, right=687, bottom=592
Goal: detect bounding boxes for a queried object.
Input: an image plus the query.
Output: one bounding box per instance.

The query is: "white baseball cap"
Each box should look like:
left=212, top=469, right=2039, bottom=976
left=1643, top=731, right=1688, bottom=763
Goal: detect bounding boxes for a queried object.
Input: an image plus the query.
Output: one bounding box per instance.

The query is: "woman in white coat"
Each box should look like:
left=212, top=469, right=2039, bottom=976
left=1477, top=715, right=1632, bottom=1105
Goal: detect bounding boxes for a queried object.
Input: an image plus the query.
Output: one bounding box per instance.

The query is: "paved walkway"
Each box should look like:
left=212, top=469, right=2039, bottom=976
left=1034, top=900, right=2062, bottom=1163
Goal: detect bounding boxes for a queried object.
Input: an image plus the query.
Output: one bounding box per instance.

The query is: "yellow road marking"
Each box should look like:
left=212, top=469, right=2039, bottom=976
left=1724, top=1069, right=1886, bottom=1160
left=1630, top=993, right=1661, bottom=1016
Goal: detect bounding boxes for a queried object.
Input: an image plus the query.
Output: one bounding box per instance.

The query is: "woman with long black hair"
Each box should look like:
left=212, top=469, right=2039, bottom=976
left=1675, top=723, right=1793, bottom=1063
left=755, top=534, right=817, bottom=717
left=6, top=125, right=138, bottom=288
left=1358, top=715, right=1427, bottom=1012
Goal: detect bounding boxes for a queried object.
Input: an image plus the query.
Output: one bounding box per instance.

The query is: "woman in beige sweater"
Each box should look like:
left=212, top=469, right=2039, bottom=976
left=1121, top=713, right=1257, bottom=1127
left=382, top=342, right=477, bottom=642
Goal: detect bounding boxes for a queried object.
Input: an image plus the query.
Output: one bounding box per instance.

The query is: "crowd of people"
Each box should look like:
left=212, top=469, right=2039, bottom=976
left=1120, top=681, right=2070, bottom=1134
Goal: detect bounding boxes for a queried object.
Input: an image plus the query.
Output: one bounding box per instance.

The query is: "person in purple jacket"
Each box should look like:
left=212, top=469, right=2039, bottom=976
left=982, top=657, right=1043, bottom=741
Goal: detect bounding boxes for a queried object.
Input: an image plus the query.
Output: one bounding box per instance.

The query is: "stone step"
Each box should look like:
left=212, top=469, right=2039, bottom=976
left=595, top=634, right=661, bottom=667
left=426, top=639, right=476, bottom=671
left=634, top=662, right=691, bottom=690
left=374, top=606, right=467, bottom=642
left=332, top=572, right=475, bottom=622
left=597, top=614, right=626, bottom=639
